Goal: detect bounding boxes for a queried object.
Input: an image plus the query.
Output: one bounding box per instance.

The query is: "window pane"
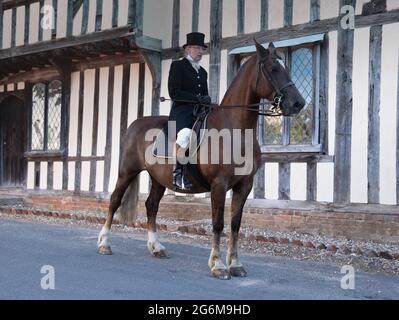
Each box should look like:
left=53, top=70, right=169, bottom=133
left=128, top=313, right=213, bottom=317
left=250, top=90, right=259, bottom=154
left=47, top=80, right=62, bottom=150
left=31, top=83, right=45, bottom=150
left=264, top=116, right=283, bottom=144
left=290, top=48, right=313, bottom=145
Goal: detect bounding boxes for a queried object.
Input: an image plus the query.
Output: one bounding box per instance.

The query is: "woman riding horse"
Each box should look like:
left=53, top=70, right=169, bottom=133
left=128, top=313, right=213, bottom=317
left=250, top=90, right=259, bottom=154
left=97, top=40, right=305, bottom=280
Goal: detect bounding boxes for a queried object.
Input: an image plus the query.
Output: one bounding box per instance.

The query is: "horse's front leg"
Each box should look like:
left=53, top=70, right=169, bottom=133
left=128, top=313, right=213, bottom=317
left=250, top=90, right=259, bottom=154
left=208, top=182, right=230, bottom=280
left=227, top=178, right=253, bottom=277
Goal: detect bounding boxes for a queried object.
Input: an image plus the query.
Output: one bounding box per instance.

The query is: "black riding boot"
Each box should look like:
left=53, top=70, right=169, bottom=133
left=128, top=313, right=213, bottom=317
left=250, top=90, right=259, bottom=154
left=173, top=163, right=183, bottom=190
left=182, top=165, right=193, bottom=190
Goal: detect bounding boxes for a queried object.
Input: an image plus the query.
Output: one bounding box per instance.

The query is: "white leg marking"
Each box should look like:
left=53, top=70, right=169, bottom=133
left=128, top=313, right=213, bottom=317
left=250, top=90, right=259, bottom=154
left=147, top=231, right=166, bottom=253
left=97, top=226, right=109, bottom=247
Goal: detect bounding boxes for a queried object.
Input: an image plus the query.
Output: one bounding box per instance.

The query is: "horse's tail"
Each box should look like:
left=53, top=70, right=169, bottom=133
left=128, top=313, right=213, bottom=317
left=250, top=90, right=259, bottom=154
left=118, top=174, right=140, bottom=225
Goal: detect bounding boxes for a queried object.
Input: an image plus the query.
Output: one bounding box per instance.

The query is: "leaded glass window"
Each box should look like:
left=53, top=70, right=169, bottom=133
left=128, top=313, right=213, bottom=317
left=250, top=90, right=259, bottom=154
left=30, top=80, right=62, bottom=151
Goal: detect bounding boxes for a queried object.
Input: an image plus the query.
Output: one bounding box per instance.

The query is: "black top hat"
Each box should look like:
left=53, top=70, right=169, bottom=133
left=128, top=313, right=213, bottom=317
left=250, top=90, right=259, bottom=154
left=183, top=32, right=207, bottom=49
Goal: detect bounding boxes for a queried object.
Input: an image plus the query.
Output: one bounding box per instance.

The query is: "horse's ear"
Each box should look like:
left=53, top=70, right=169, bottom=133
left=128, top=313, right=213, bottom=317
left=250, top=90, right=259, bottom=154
left=268, top=42, right=276, bottom=55
left=254, top=38, right=268, bottom=61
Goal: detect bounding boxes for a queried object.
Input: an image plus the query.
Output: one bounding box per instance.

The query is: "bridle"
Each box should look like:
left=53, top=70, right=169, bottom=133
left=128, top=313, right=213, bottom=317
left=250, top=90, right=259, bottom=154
left=255, top=58, right=295, bottom=112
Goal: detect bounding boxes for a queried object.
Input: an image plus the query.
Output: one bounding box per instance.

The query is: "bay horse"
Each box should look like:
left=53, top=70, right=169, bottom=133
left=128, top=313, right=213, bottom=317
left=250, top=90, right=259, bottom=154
left=97, top=41, right=306, bottom=280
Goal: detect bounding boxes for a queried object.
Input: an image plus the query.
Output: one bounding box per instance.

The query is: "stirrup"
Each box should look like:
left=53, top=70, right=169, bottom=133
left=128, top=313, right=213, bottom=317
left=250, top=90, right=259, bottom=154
left=172, top=165, right=183, bottom=190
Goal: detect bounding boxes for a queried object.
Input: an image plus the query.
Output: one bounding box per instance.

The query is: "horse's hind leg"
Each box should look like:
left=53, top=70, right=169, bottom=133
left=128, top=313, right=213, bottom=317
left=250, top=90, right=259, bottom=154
left=226, top=178, right=253, bottom=277
left=145, top=178, right=167, bottom=258
left=97, top=172, right=139, bottom=255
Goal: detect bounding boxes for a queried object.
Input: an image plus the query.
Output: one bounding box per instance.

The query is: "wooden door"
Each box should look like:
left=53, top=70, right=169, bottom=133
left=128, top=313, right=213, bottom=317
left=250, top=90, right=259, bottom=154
left=0, top=96, right=26, bottom=186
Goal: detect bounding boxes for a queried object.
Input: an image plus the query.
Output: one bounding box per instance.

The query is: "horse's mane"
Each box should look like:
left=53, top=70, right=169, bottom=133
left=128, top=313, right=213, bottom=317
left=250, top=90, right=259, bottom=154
left=220, top=54, right=257, bottom=105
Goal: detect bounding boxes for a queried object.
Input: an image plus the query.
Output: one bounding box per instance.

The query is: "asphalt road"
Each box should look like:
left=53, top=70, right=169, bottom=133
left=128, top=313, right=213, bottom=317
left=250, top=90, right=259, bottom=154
left=0, top=217, right=398, bottom=300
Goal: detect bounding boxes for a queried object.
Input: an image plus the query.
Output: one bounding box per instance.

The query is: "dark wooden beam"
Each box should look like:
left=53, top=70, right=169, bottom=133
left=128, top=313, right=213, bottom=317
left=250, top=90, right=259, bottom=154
left=254, top=163, right=265, bottom=199
left=284, top=0, right=293, bottom=27
left=237, top=0, right=244, bottom=34
left=307, top=160, right=317, bottom=201
left=47, top=161, right=53, bottom=190
left=137, top=62, right=145, bottom=118
left=95, top=0, right=102, bottom=32
left=209, top=0, right=222, bottom=103
left=61, top=71, right=71, bottom=190
left=220, top=8, right=399, bottom=51
left=38, top=0, right=43, bottom=41
left=310, top=0, right=320, bottom=22
left=81, top=0, right=89, bottom=34
left=333, top=0, right=356, bottom=203
left=66, top=0, right=73, bottom=37
left=52, top=0, right=57, bottom=39
left=192, top=0, right=199, bottom=32
left=278, top=162, right=290, bottom=200
left=89, top=68, right=100, bottom=192
left=73, top=0, right=84, bottom=17
left=0, top=26, right=134, bottom=59
left=367, top=24, right=382, bottom=203
left=1, top=51, right=144, bottom=83
left=0, top=0, right=4, bottom=49
left=172, top=0, right=180, bottom=48
left=260, top=0, right=268, bottom=31
left=2, top=0, right=39, bottom=10
left=103, top=66, right=114, bottom=193
left=319, top=34, right=329, bottom=155
left=120, top=64, right=130, bottom=147
left=112, top=0, right=118, bottom=28
left=11, top=7, right=16, bottom=47
left=143, top=51, right=162, bottom=116
left=24, top=3, right=30, bottom=45
left=75, top=71, right=84, bottom=192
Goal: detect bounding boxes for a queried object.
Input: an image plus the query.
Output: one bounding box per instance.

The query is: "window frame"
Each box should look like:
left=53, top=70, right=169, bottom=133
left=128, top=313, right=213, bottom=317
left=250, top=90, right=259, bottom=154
left=25, top=80, right=65, bottom=159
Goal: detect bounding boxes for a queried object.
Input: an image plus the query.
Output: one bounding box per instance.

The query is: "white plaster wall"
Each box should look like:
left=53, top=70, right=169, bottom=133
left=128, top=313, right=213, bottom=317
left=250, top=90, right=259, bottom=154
left=15, top=6, right=25, bottom=46
left=53, top=161, right=63, bottom=190
left=29, top=2, right=39, bottom=44
left=350, top=27, right=369, bottom=204
left=160, top=60, right=172, bottom=116
left=97, top=67, right=109, bottom=157
left=222, top=0, right=237, bottom=38
left=268, top=0, right=284, bottom=29
left=293, top=0, right=310, bottom=25
left=68, top=72, right=81, bottom=157
left=95, top=160, right=105, bottom=192
left=68, top=161, right=75, bottom=191
left=81, top=69, right=95, bottom=157
left=387, top=0, right=399, bottom=10
left=179, top=0, right=193, bottom=46
left=245, top=0, right=261, bottom=33
left=317, top=163, right=334, bottom=202
left=143, top=0, right=173, bottom=48
left=320, top=0, right=339, bottom=20
left=198, top=0, right=211, bottom=42
left=39, top=161, right=47, bottom=189
left=27, top=162, right=35, bottom=189
left=290, top=163, right=307, bottom=200
left=128, top=63, right=140, bottom=123
left=265, top=162, right=279, bottom=199
left=2, top=9, right=11, bottom=48
left=108, top=65, right=123, bottom=192
left=219, top=49, right=228, bottom=102
left=379, top=23, right=398, bottom=205
left=81, top=161, right=91, bottom=191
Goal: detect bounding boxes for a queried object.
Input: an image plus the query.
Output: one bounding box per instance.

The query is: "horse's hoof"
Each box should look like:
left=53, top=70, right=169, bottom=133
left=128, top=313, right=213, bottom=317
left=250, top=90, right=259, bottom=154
left=229, top=266, right=247, bottom=277
left=98, top=246, right=112, bottom=255
left=153, top=250, right=169, bottom=259
left=212, top=268, right=231, bottom=280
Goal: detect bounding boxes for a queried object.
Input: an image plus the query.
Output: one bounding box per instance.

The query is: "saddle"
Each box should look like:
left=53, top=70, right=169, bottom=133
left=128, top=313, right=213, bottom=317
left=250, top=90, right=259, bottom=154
left=152, top=105, right=211, bottom=191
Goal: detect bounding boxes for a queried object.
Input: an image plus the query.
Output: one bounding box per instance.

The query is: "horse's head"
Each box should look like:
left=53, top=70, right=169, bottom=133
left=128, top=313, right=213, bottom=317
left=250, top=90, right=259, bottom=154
left=253, top=39, right=305, bottom=116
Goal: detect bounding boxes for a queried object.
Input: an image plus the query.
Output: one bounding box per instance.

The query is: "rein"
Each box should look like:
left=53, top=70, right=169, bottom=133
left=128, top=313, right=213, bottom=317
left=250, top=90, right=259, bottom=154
left=161, top=59, right=295, bottom=117
left=160, top=96, right=283, bottom=117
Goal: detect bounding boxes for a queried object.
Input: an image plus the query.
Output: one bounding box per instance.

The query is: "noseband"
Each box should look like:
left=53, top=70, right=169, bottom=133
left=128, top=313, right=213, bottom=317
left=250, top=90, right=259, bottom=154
left=255, top=59, right=295, bottom=110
